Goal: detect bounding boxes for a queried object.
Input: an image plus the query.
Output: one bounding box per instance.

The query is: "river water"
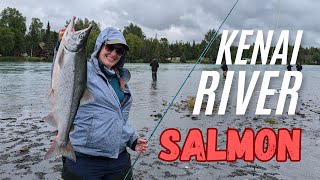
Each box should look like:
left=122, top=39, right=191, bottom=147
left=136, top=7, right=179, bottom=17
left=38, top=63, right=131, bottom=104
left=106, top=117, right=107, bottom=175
left=1, top=62, right=318, bottom=121
left=0, top=62, right=320, bottom=179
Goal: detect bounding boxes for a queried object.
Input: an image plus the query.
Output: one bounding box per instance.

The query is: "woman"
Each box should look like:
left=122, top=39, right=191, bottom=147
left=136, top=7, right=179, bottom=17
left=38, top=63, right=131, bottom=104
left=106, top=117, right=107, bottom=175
left=54, top=27, right=148, bottom=180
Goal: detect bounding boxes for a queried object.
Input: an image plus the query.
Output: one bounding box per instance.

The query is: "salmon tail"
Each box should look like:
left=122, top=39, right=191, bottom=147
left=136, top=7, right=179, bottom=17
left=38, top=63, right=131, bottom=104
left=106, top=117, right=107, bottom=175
left=44, top=137, right=76, bottom=162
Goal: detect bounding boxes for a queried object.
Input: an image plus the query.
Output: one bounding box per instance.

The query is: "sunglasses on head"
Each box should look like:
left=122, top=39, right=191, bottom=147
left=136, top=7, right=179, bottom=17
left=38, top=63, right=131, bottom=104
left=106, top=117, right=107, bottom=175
left=104, top=43, right=126, bottom=56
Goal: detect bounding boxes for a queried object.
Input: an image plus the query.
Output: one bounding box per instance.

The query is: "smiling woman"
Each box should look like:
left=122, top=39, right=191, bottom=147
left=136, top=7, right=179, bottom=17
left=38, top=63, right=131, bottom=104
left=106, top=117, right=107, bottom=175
left=98, top=43, right=126, bottom=70
left=50, top=25, right=148, bottom=179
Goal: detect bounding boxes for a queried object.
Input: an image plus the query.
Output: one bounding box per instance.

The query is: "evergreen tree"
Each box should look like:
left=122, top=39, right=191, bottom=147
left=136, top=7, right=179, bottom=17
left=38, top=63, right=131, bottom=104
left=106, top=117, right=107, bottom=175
left=28, top=18, right=43, bottom=57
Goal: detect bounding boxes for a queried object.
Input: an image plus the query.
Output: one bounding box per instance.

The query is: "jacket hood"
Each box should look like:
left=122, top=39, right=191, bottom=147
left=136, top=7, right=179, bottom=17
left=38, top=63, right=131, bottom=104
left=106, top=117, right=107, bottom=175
left=93, top=27, right=129, bottom=68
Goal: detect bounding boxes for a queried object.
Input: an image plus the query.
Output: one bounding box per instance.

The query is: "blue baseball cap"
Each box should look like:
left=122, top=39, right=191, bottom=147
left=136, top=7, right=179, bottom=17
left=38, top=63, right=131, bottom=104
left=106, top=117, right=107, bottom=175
left=94, top=27, right=129, bottom=52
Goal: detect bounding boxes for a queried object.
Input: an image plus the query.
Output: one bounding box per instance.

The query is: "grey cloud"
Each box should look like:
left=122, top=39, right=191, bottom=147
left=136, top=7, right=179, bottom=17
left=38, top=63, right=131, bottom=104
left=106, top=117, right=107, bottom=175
left=101, top=0, right=201, bottom=30
left=1, top=0, right=319, bottom=46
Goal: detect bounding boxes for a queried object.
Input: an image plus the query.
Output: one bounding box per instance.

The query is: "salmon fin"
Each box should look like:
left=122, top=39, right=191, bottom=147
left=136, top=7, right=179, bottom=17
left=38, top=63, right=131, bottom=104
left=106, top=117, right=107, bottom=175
left=79, top=88, right=94, bottom=105
left=45, top=137, right=76, bottom=162
left=47, top=89, right=55, bottom=107
left=48, top=89, right=54, bottom=97
left=44, top=112, right=58, bottom=128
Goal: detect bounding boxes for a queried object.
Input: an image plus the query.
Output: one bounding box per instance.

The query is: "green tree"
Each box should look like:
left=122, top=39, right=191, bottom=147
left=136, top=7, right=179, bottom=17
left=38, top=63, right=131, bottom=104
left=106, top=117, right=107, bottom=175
left=202, top=29, right=221, bottom=63
left=180, top=52, right=186, bottom=63
left=169, top=41, right=182, bottom=59
left=74, top=18, right=100, bottom=32
left=230, top=46, right=238, bottom=63
left=43, top=21, right=51, bottom=43
left=0, top=26, right=15, bottom=55
left=0, top=7, right=27, bottom=55
left=312, top=52, right=320, bottom=64
left=49, top=31, right=58, bottom=59
left=191, top=40, right=197, bottom=60
left=152, top=38, right=160, bottom=61
left=141, top=38, right=154, bottom=62
left=194, top=43, right=202, bottom=61
left=75, top=18, right=84, bottom=30
left=27, top=18, right=43, bottom=57
left=74, top=18, right=101, bottom=55
left=182, top=41, right=193, bottom=60
left=123, top=23, right=145, bottom=39
left=41, top=21, right=52, bottom=59
left=0, top=7, right=26, bottom=32
left=86, top=30, right=100, bottom=56
left=159, top=38, right=170, bottom=62
left=125, top=33, right=143, bottom=62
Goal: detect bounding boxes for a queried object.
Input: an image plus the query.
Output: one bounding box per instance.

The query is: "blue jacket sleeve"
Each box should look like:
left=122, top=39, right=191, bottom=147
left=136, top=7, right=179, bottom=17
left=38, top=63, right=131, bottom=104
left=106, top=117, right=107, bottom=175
left=50, top=41, right=60, bottom=78
left=121, top=90, right=138, bottom=150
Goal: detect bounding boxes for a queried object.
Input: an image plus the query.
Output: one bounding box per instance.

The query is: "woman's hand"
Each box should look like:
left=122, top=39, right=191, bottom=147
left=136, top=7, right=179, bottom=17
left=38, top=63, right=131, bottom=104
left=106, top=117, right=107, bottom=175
left=135, top=138, right=148, bottom=155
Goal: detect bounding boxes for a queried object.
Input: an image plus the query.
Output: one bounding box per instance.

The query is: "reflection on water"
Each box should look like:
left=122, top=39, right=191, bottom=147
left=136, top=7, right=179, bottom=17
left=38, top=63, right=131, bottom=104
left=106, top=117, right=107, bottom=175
left=0, top=62, right=52, bottom=119
left=0, top=62, right=318, bottom=123
left=151, top=81, right=157, bottom=90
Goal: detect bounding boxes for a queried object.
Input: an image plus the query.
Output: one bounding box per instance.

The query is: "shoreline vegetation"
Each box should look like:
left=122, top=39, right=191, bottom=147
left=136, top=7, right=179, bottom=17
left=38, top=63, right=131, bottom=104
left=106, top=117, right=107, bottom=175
left=0, top=56, right=51, bottom=62
left=0, top=56, right=201, bottom=64
left=0, top=56, right=318, bottom=65
left=1, top=7, right=320, bottom=65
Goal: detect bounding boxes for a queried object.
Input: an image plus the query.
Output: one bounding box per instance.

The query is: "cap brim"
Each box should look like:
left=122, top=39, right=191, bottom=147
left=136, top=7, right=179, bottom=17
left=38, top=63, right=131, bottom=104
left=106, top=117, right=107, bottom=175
left=105, top=40, right=129, bottom=51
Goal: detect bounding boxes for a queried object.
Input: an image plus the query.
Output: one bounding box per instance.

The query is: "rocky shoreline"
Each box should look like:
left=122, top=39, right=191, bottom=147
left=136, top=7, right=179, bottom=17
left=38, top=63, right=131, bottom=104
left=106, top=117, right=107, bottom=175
left=1, top=95, right=319, bottom=179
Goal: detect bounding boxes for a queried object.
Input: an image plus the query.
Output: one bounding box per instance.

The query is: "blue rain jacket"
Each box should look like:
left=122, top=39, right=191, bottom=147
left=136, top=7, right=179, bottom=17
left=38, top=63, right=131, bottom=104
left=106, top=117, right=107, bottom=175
left=52, top=27, right=137, bottom=158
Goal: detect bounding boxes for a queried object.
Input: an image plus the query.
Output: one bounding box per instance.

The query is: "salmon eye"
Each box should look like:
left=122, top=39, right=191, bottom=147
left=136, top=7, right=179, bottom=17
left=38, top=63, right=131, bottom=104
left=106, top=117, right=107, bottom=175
left=79, top=33, right=84, bottom=39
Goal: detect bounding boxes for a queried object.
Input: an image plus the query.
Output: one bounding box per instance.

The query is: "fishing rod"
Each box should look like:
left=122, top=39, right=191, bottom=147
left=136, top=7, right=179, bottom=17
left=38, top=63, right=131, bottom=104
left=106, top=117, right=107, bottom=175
left=124, top=0, right=240, bottom=179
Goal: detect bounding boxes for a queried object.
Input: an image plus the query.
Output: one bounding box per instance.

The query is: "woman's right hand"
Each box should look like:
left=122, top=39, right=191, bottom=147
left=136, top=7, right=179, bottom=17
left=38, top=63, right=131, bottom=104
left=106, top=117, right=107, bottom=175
left=134, top=138, right=148, bottom=156
left=58, top=27, right=67, bottom=42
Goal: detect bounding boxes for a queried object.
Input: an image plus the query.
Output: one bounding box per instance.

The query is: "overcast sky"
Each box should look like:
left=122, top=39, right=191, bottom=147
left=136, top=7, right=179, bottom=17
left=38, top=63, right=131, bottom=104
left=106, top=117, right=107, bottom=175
left=1, top=0, right=319, bottom=47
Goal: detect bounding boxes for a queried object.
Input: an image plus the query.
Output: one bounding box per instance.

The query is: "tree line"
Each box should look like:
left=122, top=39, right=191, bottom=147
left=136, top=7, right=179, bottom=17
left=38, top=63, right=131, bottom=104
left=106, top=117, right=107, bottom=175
left=0, top=7, right=319, bottom=64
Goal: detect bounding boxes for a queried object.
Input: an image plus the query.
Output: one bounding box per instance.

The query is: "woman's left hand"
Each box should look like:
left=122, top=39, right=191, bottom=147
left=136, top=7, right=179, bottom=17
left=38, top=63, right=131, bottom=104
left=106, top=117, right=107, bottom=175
left=135, top=138, right=148, bottom=155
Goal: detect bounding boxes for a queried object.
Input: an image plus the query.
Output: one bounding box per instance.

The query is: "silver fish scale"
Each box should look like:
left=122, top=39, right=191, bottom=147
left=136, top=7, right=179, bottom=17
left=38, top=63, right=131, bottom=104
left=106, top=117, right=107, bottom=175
left=53, top=48, right=87, bottom=145
left=45, top=18, right=92, bottom=161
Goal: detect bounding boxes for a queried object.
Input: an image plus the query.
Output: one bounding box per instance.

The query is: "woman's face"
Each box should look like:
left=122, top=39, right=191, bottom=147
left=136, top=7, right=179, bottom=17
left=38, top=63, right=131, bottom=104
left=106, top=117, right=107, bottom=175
left=98, top=43, right=125, bottom=69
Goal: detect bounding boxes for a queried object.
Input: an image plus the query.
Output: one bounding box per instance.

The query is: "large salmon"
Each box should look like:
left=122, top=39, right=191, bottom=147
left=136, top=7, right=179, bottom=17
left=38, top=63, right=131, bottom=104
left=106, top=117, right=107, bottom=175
left=44, top=16, right=93, bottom=161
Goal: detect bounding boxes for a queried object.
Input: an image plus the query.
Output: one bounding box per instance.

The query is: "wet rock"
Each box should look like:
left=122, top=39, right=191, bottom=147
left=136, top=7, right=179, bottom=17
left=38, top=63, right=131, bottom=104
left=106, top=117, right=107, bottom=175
left=191, top=116, right=198, bottom=120
left=295, top=112, right=306, bottom=118
left=18, top=147, right=30, bottom=155
left=164, top=171, right=177, bottom=178
left=150, top=113, right=163, bottom=118
left=0, top=118, right=17, bottom=121
left=228, top=169, right=248, bottom=176
left=35, top=172, right=45, bottom=179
